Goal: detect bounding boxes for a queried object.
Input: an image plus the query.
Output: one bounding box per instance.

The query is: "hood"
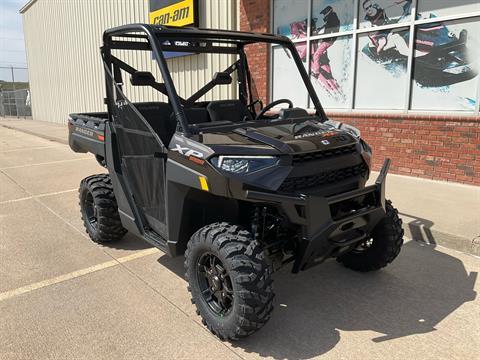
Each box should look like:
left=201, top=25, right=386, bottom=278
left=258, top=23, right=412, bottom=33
left=200, top=120, right=358, bottom=154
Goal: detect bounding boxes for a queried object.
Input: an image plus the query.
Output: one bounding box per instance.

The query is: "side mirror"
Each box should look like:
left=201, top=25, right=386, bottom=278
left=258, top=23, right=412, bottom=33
left=212, top=72, right=232, bottom=85
left=131, top=71, right=156, bottom=86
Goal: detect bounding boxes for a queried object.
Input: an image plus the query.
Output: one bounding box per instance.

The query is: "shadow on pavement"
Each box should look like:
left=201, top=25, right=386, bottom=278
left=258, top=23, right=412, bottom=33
left=400, top=212, right=436, bottom=244
left=100, top=232, right=153, bottom=251
left=159, top=241, right=477, bottom=359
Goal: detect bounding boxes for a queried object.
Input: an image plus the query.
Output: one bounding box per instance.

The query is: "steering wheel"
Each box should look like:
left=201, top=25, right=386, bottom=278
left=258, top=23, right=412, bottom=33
left=256, top=99, right=293, bottom=120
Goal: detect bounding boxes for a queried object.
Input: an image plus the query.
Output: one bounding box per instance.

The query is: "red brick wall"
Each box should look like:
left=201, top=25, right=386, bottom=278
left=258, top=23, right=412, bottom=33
left=328, top=112, right=480, bottom=186
left=239, top=0, right=270, bottom=104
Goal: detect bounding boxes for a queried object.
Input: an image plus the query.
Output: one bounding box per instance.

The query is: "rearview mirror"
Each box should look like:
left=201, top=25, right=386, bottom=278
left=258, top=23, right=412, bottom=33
left=131, top=71, right=156, bottom=86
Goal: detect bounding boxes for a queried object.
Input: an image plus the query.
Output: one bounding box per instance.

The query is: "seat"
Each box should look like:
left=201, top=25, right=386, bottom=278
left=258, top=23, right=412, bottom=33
left=206, top=100, right=253, bottom=123
left=134, top=102, right=176, bottom=146
left=183, top=107, right=210, bottom=124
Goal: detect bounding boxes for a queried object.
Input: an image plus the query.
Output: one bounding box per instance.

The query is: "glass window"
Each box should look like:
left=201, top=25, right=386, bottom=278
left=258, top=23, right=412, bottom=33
left=410, top=18, right=480, bottom=111
left=359, top=0, right=412, bottom=29
left=355, top=28, right=409, bottom=109
left=271, top=0, right=480, bottom=114
left=272, top=44, right=309, bottom=108
left=311, top=0, right=354, bottom=33
left=310, top=36, right=352, bottom=109
left=273, top=0, right=309, bottom=39
left=417, top=0, right=480, bottom=20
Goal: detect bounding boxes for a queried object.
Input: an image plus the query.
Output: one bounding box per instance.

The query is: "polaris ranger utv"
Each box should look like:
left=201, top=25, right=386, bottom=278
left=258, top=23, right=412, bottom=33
left=69, top=24, right=404, bottom=340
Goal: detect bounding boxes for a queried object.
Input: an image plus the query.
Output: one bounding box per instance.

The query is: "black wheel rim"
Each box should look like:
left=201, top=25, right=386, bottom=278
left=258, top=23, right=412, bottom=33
left=83, top=191, right=97, bottom=230
left=196, top=253, right=234, bottom=316
left=353, top=237, right=374, bottom=253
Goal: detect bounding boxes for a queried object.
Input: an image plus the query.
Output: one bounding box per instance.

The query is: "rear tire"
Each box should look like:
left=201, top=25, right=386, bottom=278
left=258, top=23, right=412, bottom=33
left=337, top=200, right=404, bottom=272
left=79, top=174, right=126, bottom=243
left=185, top=222, right=274, bottom=340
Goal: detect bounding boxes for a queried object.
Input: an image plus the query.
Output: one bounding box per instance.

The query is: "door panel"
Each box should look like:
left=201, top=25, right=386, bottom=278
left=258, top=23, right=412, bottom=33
left=108, top=74, right=168, bottom=237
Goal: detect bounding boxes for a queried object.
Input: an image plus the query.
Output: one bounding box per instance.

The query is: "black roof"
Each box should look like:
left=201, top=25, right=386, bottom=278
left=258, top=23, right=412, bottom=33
left=104, top=23, right=291, bottom=45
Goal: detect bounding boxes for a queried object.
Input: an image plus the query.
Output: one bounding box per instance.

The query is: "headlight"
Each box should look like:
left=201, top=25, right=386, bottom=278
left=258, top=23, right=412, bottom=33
left=210, top=156, right=279, bottom=174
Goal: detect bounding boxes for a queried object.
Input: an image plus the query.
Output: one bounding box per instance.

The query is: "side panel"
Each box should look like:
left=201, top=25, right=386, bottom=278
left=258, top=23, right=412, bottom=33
left=165, top=158, right=240, bottom=256
left=104, top=122, right=142, bottom=236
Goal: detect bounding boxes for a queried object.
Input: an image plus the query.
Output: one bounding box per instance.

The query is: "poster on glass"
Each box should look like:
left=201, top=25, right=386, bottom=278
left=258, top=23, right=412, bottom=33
left=310, top=36, right=352, bottom=109
left=359, top=0, right=412, bottom=28
left=355, top=28, right=409, bottom=109
left=411, top=18, right=479, bottom=111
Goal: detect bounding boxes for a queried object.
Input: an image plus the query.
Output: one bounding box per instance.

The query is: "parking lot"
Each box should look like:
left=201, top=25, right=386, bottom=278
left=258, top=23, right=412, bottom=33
left=0, top=124, right=479, bottom=360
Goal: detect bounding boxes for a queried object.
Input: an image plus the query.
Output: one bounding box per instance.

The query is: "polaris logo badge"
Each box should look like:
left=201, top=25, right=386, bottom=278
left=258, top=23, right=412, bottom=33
left=321, top=140, right=330, bottom=145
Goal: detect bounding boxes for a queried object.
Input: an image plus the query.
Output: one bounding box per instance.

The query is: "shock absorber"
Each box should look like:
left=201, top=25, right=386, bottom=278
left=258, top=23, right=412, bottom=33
left=251, top=206, right=267, bottom=243
left=251, top=206, right=261, bottom=242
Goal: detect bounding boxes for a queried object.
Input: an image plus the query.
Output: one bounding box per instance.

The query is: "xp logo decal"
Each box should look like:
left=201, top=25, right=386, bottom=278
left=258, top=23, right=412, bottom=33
left=171, top=144, right=204, bottom=158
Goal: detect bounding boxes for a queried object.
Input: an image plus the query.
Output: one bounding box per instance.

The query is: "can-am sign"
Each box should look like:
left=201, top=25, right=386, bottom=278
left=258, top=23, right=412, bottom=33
left=149, top=0, right=198, bottom=27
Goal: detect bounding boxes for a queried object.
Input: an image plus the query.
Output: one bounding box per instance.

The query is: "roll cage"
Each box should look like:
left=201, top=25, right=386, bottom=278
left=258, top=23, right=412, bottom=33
left=101, top=24, right=327, bottom=137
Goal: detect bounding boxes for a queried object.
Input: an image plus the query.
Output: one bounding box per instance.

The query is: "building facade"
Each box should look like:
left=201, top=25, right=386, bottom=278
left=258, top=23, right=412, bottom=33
left=21, top=0, right=479, bottom=185
left=20, top=0, right=237, bottom=125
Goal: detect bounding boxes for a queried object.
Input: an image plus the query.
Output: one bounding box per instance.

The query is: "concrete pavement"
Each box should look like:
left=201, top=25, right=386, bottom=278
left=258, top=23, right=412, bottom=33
left=0, top=119, right=479, bottom=359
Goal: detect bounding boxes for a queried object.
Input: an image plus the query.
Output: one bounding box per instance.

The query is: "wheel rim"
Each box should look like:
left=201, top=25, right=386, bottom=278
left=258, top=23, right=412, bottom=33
left=196, top=253, right=234, bottom=316
left=353, top=237, right=374, bottom=253
left=83, top=191, right=97, bottom=230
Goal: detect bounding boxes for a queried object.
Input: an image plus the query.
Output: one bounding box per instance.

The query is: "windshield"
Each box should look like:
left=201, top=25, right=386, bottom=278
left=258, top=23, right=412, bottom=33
left=161, top=40, right=318, bottom=116
left=103, top=26, right=325, bottom=136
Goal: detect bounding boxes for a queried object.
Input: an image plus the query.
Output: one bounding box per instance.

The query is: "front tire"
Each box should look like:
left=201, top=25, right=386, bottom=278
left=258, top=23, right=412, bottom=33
left=337, top=200, right=404, bottom=272
left=79, top=174, right=126, bottom=243
left=185, top=223, right=274, bottom=340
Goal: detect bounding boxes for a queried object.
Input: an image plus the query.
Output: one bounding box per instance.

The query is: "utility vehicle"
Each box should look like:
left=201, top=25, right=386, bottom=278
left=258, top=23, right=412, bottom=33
left=69, top=24, right=404, bottom=340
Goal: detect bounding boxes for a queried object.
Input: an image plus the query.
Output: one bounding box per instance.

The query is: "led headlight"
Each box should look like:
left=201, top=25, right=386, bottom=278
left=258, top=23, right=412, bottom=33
left=210, top=156, right=279, bottom=174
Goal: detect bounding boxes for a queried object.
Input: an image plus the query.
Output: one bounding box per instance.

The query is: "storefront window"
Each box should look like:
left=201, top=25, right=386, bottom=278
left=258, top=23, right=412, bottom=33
left=417, top=0, right=480, bottom=20
left=273, top=0, right=309, bottom=38
left=272, top=44, right=309, bottom=108
left=271, top=0, right=480, bottom=114
left=311, top=0, right=354, bottom=33
left=355, top=28, right=409, bottom=109
left=310, top=36, right=352, bottom=109
left=410, top=18, right=480, bottom=111
left=359, top=0, right=412, bottom=29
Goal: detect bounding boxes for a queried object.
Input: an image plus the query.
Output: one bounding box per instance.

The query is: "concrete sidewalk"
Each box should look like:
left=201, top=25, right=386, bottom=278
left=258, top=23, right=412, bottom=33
left=1, top=117, right=479, bottom=256
left=0, top=117, right=68, bottom=145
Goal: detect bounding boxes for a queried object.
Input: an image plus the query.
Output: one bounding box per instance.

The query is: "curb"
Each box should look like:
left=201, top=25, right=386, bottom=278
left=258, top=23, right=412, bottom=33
left=401, top=217, right=480, bottom=257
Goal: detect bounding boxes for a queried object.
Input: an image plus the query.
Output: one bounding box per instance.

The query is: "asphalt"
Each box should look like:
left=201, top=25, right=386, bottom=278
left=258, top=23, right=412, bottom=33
left=0, top=119, right=479, bottom=359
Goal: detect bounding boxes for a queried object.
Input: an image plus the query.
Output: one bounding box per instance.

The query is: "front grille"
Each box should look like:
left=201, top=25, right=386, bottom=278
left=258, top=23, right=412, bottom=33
left=292, top=144, right=357, bottom=165
left=279, top=163, right=368, bottom=193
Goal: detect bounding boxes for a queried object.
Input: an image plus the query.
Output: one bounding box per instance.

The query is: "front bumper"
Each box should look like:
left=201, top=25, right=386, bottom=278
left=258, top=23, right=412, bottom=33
left=246, top=159, right=391, bottom=273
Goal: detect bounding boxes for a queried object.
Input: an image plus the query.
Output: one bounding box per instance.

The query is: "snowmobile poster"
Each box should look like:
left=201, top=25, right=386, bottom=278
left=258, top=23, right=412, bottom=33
left=274, top=0, right=479, bottom=111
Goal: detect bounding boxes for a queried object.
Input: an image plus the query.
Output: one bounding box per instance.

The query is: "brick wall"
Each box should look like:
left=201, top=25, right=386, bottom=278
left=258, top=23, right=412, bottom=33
left=239, top=0, right=270, bottom=104
left=328, top=112, right=480, bottom=186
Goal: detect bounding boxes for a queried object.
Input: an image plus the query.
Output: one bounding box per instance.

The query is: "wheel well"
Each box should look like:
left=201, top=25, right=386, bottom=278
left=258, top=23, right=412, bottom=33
left=169, top=186, right=251, bottom=256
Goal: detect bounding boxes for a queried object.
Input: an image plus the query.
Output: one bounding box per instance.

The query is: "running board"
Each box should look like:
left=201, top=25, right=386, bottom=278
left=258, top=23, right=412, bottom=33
left=143, top=230, right=169, bottom=254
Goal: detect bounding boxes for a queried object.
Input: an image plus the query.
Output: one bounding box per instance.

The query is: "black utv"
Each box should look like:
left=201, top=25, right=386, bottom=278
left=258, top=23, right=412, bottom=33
left=69, top=24, right=404, bottom=340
